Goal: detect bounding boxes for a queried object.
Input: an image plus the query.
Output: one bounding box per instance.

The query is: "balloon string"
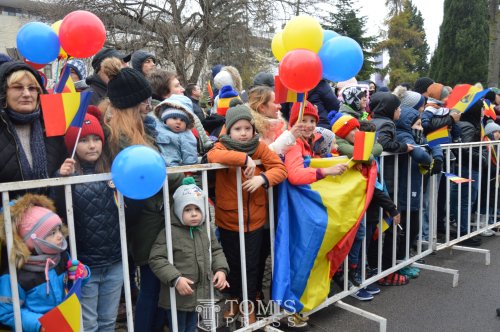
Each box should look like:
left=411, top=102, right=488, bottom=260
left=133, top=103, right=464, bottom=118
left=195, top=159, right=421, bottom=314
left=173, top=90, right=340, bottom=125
left=54, top=59, right=61, bottom=93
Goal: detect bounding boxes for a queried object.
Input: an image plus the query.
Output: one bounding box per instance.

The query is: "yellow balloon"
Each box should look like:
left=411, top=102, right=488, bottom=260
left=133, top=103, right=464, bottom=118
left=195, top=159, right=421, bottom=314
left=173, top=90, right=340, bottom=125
left=282, top=15, right=323, bottom=53
left=51, top=20, right=69, bottom=59
left=271, top=32, right=287, bottom=61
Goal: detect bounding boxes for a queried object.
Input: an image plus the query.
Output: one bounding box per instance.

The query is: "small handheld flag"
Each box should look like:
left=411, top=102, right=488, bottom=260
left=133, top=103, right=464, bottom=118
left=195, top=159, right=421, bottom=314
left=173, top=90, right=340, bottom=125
left=353, top=131, right=376, bottom=161
left=207, top=81, right=214, bottom=99
left=39, top=278, right=82, bottom=332
left=274, top=75, right=305, bottom=103
left=444, top=172, right=474, bottom=183
left=372, top=217, right=392, bottom=240
left=426, top=126, right=449, bottom=148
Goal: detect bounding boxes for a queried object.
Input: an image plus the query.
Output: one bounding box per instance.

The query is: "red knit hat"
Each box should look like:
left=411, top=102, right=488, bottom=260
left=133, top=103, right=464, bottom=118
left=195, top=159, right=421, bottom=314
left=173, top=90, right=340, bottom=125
left=289, top=102, right=319, bottom=127
left=18, top=206, right=63, bottom=252
left=64, top=106, right=105, bottom=152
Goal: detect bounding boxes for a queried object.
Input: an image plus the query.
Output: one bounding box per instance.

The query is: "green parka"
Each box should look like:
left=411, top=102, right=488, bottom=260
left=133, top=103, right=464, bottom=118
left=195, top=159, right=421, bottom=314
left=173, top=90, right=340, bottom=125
left=149, top=210, right=229, bottom=311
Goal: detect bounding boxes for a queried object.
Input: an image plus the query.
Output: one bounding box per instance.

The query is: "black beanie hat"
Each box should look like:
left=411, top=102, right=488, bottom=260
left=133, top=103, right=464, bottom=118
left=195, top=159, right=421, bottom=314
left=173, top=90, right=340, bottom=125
left=414, top=77, right=434, bottom=94
left=107, top=68, right=153, bottom=109
left=91, top=48, right=126, bottom=72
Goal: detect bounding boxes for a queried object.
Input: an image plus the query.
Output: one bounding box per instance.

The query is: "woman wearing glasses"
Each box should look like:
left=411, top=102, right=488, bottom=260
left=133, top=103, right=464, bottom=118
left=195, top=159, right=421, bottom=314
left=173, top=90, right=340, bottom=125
left=99, top=57, right=184, bottom=332
left=0, top=61, right=66, bottom=199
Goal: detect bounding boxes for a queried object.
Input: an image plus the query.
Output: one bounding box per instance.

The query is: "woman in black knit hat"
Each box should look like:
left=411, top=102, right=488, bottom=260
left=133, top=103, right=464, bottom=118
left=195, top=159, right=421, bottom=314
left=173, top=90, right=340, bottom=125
left=99, top=57, right=184, bottom=331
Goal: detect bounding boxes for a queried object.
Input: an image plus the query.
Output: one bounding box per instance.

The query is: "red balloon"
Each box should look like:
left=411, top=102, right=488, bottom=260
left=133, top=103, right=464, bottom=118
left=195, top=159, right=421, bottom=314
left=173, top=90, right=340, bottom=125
left=278, top=49, right=322, bottom=92
left=24, top=59, right=46, bottom=70
left=59, top=10, right=106, bottom=58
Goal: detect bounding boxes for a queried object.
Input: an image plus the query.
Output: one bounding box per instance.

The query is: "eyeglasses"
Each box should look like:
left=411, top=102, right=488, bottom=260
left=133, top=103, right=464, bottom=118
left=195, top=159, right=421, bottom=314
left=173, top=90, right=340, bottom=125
left=8, top=85, right=40, bottom=95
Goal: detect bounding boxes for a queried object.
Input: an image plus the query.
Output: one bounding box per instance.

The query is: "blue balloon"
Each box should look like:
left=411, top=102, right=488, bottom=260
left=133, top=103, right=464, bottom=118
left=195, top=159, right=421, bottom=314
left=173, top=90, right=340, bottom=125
left=16, top=22, right=60, bottom=64
left=111, top=145, right=167, bottom=200
left=322, top=30, right=339, bottom=44
left=318, top=36, right=364, bottom=82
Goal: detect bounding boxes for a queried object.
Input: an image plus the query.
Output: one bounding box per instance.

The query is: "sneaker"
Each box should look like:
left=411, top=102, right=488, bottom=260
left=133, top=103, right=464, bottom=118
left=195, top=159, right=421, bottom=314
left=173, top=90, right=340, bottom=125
left=350, top=288, right=374, bottom=301
left=480, top=229, right=495, bottom=237
left=399, top=266, right=419, bottom=279
left=364, top=284, right=381, bottom=295
left=461, top=237, right=482, bottom=247
left=285, top=313, right=308, bottom=328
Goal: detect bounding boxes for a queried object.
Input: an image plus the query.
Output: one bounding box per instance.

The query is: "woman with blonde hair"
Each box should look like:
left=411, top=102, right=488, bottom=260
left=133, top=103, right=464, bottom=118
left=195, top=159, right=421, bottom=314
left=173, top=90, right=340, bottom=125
left=247, top=85, right=304, bottom=155
left=99, top=57, right=184, bottom=331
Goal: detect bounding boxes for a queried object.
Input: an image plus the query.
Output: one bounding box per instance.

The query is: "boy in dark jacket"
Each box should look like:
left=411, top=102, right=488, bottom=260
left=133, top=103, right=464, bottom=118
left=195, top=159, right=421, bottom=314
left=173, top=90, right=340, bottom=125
left=149, top=177, right=229, bottom=332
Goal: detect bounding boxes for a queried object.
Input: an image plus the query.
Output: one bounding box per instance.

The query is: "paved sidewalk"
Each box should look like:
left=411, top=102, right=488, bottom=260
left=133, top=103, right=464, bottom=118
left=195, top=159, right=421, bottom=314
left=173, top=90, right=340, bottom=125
left=303, top=235, right=500, bottom=332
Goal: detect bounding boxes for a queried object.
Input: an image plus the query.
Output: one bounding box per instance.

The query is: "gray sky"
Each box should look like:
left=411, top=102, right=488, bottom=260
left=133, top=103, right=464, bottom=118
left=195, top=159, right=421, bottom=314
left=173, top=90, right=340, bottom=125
left=359, top=0, right=444, bottom=54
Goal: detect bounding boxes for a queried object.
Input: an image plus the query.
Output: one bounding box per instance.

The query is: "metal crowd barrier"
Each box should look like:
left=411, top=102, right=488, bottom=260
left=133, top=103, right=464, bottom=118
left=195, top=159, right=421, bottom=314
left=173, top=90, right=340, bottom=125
left=1, top=140, right=499, bottom=331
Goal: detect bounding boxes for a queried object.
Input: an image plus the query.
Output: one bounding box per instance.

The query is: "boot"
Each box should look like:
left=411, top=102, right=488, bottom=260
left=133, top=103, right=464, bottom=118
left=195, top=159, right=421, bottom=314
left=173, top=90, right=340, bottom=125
left=223, top=297, right=239, bottom=319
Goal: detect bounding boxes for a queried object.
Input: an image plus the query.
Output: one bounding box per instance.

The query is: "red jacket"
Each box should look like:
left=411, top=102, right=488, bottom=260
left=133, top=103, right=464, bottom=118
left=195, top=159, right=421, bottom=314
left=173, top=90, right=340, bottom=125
left=207, top=141, right=287, bottom=232
left=284, top=133, right=324, bottom=186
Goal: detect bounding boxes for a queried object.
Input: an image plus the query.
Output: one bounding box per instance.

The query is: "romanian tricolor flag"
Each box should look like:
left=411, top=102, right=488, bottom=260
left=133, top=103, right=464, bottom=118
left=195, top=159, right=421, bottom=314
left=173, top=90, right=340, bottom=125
left=446, top=84, right=491, bottom=113
left=40, top=66, right=92, bottom=137
left=272, top=157, right=376, bottom=312
left=372, top=217, right=392, bottom=241
left=39, top=278, right=82, bottom=332
left=483, top=136, right=498, bottom=166
left=444, top=172, right=474, bottom=184
left=274, top=75, right=305, bottom=103
left=207, top=81, right=214, bottom=99
left=353, top=131, right=376, bottom=161
left=426, top=126, right=450, bottom=148
left=483, top=100, right=496, bottom=120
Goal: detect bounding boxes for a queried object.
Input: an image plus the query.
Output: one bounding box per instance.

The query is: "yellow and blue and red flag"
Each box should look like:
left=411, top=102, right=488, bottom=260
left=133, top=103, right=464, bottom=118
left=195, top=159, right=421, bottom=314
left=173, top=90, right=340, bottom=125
left=39, top=278, right=82, bottom=332
left=274, top=75, right=305, bottom=103
left=272, top=158, right=376, bottom=312
left=444, top=172, right=474, bottom=184
left=40, top=65, right=92, bottom=137
left=426, top=126, right=450, bottom=148
left=446, top=84, right=491, bottom=113
left=353, top=131, right=376, bottom=161
left=372, top=217, right=392, bottom=240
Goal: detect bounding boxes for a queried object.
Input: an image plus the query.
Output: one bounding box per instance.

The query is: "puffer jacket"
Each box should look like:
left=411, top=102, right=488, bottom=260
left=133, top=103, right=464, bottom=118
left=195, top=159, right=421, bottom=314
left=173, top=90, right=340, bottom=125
left=153, top=118, right=198, bottom=166
left=149, top=210, right=229, bottom=311
left=70, top=164, right=121, bottom=268
left=307, top=79, right=341, bottom=129
left=395, top=107, right=432, bottom=211
left=207, top=141, right=287, bottom=232
left=284, top=133, right=325, bottom=185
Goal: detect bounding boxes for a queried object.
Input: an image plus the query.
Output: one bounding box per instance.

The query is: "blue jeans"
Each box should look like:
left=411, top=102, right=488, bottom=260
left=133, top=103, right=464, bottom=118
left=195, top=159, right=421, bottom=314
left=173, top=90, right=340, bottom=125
left=134, top=264, right=167, bottom=331
left=166, top=310, right=197, bottom=332
left=450, top=169, right=479, bottom=235
left=348, top=219, right=366, bottom=266
left=81, top=261, right=123, bottom=332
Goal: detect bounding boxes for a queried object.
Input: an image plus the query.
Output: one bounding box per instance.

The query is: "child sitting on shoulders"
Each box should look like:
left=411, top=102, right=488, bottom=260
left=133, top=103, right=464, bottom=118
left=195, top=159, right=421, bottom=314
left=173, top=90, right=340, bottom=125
left=0, top=194, right=89, bottom=332
left=284, top=102, right=348, bottom=186
left=149, top=177, right=229, bottom=332
left=152, top=94, right=198, bottom=166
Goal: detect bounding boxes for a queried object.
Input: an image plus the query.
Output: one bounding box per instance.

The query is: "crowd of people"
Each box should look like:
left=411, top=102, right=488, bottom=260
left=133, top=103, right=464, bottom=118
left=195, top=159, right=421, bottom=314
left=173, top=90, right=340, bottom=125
left=0, top=46, right=499, bottom=331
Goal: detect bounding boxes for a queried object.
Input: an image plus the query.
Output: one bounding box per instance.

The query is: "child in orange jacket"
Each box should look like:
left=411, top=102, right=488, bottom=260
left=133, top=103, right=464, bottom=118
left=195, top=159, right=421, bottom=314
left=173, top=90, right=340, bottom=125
left=207, top=103, right=287, bottom=324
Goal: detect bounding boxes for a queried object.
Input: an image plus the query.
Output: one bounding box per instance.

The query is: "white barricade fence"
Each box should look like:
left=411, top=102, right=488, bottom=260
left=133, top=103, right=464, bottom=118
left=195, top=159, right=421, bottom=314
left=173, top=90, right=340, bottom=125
left=1, top=141, right=498, bottom=331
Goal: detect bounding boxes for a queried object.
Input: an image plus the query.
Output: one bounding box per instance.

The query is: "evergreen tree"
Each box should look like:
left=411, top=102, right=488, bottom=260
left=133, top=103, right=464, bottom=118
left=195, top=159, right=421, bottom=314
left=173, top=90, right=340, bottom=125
left=429, top=0, right=489, bottom=85
left=376, top=0, right=425, bottom=88
left=406, top=1, right=429, bottom=76
left=322, top=0, right=378, bottom=80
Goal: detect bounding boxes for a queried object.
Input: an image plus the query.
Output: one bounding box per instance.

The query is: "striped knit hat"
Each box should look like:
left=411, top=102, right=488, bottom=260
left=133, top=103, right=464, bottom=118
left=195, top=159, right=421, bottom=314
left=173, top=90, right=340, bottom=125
left=329, top=112, right=360, bottom=139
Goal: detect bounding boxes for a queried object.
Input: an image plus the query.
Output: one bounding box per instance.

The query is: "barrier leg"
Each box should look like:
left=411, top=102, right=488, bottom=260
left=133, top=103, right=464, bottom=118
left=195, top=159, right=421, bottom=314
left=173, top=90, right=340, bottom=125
left=412, top=263, right=459, bottom=287
left=335, top=300, right=387, bottom=332
left=450, top=245, right=490, bottom=266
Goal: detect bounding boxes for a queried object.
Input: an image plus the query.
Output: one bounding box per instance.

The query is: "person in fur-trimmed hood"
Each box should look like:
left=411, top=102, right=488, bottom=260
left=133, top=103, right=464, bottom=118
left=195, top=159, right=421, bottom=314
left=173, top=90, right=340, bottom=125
left=0, top=194, right=89, bottom=332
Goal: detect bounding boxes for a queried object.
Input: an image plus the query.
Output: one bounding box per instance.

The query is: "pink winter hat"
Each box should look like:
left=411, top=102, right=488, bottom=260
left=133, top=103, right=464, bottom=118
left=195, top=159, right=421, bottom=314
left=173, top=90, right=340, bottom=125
left=18, top=206, right=62, bottom=251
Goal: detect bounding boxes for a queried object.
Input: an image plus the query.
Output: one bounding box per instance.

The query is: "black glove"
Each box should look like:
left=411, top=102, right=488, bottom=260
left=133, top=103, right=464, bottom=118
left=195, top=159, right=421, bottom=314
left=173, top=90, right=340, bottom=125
left=431, top=159, right=443, bottom=175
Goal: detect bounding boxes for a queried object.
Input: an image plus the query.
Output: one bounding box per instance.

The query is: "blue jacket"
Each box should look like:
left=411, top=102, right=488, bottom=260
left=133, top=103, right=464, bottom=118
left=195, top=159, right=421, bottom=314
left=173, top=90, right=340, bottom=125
left=395, top=107, right=432, bottom=210
left=0, top=253, right=89, bottom=332
left=150, top=117, right=198, bottom=166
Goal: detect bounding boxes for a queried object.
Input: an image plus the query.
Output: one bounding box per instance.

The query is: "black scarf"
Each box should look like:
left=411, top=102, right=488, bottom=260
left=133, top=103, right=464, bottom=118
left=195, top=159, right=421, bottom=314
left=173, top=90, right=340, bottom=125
left=5, top=108, right=48, bottom=180
left=219, top=134, right=260, bottom=156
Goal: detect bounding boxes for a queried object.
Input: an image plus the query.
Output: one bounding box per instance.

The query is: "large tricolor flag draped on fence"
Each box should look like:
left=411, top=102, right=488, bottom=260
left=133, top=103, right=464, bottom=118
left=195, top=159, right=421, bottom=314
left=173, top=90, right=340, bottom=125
left=40, top=65, right=92, bottom=137
left=272, top=157, right=377, bottom=312
left=39, top=278, right=83, bottom=332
